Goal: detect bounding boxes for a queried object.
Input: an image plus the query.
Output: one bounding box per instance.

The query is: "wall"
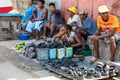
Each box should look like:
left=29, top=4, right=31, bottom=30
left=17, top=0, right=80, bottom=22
left=61, top=0, right=120, bottom=22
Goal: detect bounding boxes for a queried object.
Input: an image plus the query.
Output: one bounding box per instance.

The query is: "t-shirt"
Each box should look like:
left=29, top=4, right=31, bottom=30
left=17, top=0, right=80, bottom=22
left=82, top=16, right=97, bottom=35
left=49, top=9, right=64, bottom=24
left=67, top=14, right=82, bottom=27
left=50, top=13, right=55, bottom=23
left=22, top=4, right=36, bottom=20
left=97, top=14, right=120, bottom=34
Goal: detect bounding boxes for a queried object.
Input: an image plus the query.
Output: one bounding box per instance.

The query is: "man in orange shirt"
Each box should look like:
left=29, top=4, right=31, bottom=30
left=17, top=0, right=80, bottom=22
left=91, top=5, right=120, bottom=63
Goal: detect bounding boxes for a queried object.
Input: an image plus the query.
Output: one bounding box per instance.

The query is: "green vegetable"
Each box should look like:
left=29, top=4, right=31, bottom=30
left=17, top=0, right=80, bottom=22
left=15, top=42, right=25, bottom=51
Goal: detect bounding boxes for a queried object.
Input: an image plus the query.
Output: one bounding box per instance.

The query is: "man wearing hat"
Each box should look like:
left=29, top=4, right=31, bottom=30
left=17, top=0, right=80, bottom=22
left=91, top=5, right=120, bottom=62
left=76, top=10, right=97, bottom=40
left=67, top=7, right=82, bottom=31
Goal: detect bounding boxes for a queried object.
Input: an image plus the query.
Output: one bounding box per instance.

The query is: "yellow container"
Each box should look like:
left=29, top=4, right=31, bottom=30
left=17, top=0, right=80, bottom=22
left=57, top=48, right=65, bottom=59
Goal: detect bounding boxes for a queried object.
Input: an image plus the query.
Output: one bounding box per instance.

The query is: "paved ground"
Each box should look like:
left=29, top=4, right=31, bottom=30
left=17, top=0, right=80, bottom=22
left=0, top=40, right=120, bottom=80
left=0, top=40, right=67, bottom=80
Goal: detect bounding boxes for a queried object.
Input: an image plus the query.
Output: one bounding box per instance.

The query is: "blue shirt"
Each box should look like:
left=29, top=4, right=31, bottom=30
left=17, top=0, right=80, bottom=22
left=22, top=4, right=36, bottom=20
left=82, top=16, right=97, bottom=35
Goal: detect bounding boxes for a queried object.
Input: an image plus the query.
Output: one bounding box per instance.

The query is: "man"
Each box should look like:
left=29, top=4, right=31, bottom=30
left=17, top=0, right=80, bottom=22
left=76, top=10, right=97, bottom=40
left=67, top=7, right=82, bottom=31
left=21, top=0, right=36, bottom=32
left=26, top=0, right=48, bottom=40
left=42, top=3, right=64, bottom=38
left=52, top=24, right=82, bottom=48
left=91, top=5, right=120, bottom=63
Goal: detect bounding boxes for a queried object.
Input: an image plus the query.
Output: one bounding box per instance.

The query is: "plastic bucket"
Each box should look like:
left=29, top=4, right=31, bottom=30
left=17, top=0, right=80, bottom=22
left=57, top=48, right=65, bottom=59
left=19, top=34, right=30, bottom=40
left=81, top=50, right=91, bottom=56
left=65, top=47, right=73, bottom=57
left=37, top=48, right=48, bottom=60
left=48, top=48, right=56, bottom=59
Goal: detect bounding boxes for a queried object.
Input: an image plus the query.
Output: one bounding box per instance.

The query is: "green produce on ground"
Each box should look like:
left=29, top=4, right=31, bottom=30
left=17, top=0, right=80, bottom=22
left=15, top=42, right=25, bottom=51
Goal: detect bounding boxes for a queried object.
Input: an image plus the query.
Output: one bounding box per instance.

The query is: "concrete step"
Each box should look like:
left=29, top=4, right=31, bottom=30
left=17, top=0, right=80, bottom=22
left=87, top=36, right=120, bottom=61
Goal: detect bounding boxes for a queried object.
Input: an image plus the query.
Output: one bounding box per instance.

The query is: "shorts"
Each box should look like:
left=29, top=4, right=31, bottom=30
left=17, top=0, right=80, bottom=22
left=114, top=34, right=120, bottom=41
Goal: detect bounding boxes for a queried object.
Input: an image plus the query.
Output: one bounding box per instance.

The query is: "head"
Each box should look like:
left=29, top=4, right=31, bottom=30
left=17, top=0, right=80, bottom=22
left=98, top=5, right=109, bottom=21
left=49, top=3, right=56, bottom=13
left=28, top=0, right=33, bottom=6
left=61, top=24, right=72, bottom=34
left=37, top=0, right=45, bottom=8
left=78, top=10, right=88, bottom=20
left=67, top=7, right=77, bottom=17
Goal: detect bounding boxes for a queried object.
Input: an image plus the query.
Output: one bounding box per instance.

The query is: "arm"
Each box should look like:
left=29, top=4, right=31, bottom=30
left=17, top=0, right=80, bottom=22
left=27, top=8, right=37, bottom=21
left=35, top=8, right=48, bottom=21
left=98, top=28, right=115, bottom=39
left=71, top=34, right=82, bottom=47
left=94, top=28, right=101, bottom=36
left=52, top=31, right=66, bottom=41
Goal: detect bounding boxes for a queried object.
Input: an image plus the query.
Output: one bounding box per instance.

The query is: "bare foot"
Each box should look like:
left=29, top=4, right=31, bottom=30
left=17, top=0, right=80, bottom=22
left=36, top=37, right=40, bottom=40
left=21, top=30, right=28, bottom=34
left=90, top=57, right=99, bottom=64
left=41, top=36, right=46, bottom=39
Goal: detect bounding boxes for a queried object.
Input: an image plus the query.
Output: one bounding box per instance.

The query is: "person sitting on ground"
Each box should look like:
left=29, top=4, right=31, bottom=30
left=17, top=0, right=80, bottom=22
left=76, top=10, right=97, bottom=40
left=21, top=0, right=36, bottom=32
left=90, top=5, right=120, bottom=63
left=52, top=24, right=82, bottom=48
left=67, top=7, right=82, bottom=31
left=25, top=0, right=48, bottom=40
left=42, top=2, right=64, bottom=38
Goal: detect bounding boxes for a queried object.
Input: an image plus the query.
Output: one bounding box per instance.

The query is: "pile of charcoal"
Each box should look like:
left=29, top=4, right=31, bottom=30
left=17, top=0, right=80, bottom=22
left=61, top=62, right=119, bottom=79
left=38, top=41, right=64, bottom=49
left=42, top=59, right=119, bottom=79
left=42, top=58, right=77, bottom=69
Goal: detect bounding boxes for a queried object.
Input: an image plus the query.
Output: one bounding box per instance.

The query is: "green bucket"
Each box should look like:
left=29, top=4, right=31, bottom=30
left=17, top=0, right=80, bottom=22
left=65, top=47, right=73, bottom=57
left=81, top=50, right=91, bottom=56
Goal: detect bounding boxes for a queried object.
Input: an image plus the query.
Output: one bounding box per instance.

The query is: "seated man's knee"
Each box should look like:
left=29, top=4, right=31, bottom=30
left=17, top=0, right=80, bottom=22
left=70, top=38, right=75, bottom=44
left=51, top=23, right=56, bottom=28
left=110, top=36, right=116, bottom=43
left=61, top=35, right=67, bottom=43
left=92, top=36, right=99, bottom=42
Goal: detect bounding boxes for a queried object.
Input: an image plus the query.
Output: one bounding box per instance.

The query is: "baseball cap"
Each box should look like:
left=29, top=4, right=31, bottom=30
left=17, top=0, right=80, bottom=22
left=98, top=5, right=109, bottom=13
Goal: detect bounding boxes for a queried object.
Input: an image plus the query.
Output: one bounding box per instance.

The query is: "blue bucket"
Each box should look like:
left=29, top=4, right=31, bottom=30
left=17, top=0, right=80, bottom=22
left=48, top=48, right=56, bottom=59
left=19, top=34, right=30, bottom=40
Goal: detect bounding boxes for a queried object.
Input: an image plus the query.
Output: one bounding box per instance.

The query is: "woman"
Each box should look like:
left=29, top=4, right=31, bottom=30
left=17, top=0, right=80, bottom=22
left=21, top=0, right=36, bottom=31
left=52, top=24, right=82, bottom=48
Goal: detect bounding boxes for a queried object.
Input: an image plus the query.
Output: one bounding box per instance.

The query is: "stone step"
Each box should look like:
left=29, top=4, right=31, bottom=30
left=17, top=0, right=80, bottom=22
left=87, top=36, right=120, bottom=61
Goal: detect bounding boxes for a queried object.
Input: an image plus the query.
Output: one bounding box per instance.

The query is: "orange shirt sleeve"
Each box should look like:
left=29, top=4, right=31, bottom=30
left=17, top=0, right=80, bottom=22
left=111, top=16, right=119, bottom=28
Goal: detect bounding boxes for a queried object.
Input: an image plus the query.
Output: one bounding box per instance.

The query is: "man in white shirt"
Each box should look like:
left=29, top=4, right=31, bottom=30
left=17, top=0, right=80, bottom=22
left=67, top=7, right=82, bottom=31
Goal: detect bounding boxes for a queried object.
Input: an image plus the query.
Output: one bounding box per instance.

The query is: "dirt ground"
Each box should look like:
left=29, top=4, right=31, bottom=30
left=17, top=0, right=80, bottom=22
left=0, top=40, right=67, bottom=80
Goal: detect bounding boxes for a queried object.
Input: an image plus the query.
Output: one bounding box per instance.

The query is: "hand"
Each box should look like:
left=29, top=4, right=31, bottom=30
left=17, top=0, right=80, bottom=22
left=52, top=37, right=55, bottom=42
left=71, top=22, right=77, bottom=26
left=31, top=19, right=36, bottom=22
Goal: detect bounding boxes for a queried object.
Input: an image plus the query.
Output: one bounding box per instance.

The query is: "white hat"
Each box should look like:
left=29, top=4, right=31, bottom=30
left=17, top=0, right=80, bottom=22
left=98, top=5, right=109, bottom=13
left=79, top=10, right=88, bottom=15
